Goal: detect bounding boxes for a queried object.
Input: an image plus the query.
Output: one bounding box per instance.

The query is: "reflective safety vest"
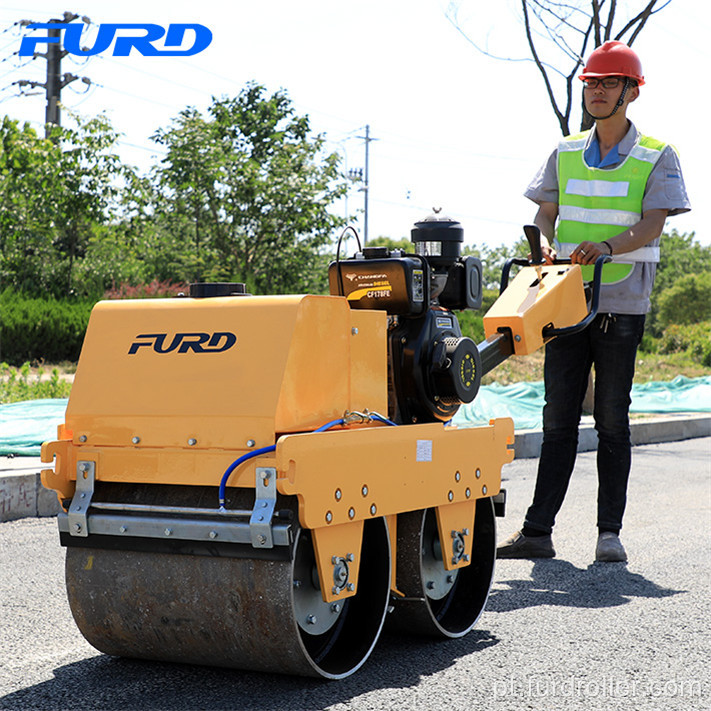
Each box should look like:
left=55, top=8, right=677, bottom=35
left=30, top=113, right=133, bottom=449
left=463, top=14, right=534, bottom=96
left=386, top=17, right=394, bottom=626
left=556, top=131, right=666, bottom=284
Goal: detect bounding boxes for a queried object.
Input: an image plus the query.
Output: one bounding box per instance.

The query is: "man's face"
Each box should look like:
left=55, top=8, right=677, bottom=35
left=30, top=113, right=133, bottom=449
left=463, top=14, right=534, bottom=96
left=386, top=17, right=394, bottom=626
left=583, top=76, right=639, bottom=119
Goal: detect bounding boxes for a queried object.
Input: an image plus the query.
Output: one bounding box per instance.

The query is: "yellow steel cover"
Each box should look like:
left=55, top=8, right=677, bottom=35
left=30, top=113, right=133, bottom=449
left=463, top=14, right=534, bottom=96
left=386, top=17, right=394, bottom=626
left=63, top=295, right=386, bottom=453
left=67, top=295, right=298, bottom=450
left=41, top=440, right=278, bottom=496
left=276, top=419, right=514, bottom=530
left=348, top=310, right=388, bottom=416
left=483, top=264, right=587, bottom=354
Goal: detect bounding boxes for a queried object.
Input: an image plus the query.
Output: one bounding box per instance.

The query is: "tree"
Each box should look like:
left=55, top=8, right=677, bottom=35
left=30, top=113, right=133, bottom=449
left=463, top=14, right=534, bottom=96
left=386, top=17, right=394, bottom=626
left=150, top=83, right=347, bottom=294
left=47, top=114, right=127, bottom=295
left=446, top=0, right=672, bottom=135
left=366, top=236, right=412, bottom=252
left=653, top=230, right=711, bottom=296
left=0, top=113, right=128, bottom=297
left=0, top=117, right=53, bottom=293
left=463, top=240, right=527, bottom=291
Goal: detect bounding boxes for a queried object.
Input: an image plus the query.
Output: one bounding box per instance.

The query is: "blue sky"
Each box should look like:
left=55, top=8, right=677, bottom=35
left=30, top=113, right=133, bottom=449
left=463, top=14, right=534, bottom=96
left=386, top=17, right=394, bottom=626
left=0, top=0, right=706, bottom=250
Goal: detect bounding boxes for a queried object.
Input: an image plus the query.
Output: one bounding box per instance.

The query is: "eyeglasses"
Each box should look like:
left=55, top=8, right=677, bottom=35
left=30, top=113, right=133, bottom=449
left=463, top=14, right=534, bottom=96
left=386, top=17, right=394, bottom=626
left=582, top=77, right=625, bottom=90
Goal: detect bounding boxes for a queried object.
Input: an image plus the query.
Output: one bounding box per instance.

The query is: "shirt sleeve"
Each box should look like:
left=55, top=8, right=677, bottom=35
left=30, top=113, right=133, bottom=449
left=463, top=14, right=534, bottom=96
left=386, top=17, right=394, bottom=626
left=642, top=145, right=691, bottom=216
left=524, top=148, right=559, bottom=205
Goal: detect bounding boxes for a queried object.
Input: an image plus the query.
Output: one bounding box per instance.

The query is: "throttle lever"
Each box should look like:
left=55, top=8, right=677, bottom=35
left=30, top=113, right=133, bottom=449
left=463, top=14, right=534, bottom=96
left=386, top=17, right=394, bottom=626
left=523, top=224, right=544, bottom=265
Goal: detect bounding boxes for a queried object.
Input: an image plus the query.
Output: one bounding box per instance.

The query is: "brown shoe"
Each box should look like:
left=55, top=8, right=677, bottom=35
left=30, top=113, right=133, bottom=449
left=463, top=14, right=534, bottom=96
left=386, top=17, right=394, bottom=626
left=496, top=530, right=555, bottom=559
left=595, top=532, right=627, bottom=562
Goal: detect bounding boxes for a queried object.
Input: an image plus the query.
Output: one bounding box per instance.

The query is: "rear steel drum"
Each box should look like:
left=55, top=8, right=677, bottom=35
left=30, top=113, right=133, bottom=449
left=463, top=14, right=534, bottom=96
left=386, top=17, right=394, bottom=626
left=388, top=497, right=496, bottom=637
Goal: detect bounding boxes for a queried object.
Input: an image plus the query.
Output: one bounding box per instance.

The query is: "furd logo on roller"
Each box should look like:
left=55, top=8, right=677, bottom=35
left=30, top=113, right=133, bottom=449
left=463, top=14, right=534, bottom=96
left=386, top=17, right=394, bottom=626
left=19, top=23, right=212, bottom=57
left=129, top=333, right=237, bottom=355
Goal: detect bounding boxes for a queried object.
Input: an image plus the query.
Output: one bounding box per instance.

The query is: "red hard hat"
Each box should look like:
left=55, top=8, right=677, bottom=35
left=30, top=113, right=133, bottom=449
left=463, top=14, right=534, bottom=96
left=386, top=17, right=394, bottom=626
left=579, top=41, right=645, bottom=86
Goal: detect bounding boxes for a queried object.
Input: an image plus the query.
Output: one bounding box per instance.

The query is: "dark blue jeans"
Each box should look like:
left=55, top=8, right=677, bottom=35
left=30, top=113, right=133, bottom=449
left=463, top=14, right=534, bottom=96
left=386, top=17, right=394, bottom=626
left=524, top=313, right=646, bottom=535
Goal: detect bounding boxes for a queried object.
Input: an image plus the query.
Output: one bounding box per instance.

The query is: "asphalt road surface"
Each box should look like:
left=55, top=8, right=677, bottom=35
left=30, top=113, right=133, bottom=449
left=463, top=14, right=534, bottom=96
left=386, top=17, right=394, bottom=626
left=1, top=438, right=709, bottom=711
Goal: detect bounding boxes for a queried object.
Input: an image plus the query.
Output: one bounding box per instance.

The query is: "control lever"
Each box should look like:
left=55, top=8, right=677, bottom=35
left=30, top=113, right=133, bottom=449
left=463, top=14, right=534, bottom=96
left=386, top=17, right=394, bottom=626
left=523, top=224, right=544, bottom=283
left=523, top=224, right=544, bottom=265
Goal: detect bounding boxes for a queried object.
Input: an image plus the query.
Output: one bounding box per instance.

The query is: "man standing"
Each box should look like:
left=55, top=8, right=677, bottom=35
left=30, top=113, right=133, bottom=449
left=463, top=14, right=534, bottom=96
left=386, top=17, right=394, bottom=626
left=497, top=41, right=690, bottom=562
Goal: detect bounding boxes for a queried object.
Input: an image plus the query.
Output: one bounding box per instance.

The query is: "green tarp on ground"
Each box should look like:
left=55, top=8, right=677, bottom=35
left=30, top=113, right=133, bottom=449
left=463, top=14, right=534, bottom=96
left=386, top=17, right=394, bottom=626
left=453, top=375, right=711, bottom=430
left=0, top=399, right=68, bottom=456
left=1, top=376, right=710, bottom=456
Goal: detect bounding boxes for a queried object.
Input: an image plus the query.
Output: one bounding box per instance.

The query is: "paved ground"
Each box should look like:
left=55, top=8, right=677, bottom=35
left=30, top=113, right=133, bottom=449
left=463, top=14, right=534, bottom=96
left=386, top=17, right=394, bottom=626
left=0, top=437, right=709, bottom=711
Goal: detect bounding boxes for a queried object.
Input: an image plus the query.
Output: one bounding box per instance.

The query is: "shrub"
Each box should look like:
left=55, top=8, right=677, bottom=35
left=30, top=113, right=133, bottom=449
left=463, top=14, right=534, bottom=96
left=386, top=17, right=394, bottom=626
left=638, top=332, right=658, bottom=354
left=0, top=290, right=95, bottom=365
left=656, top=273, right=711, bottom=329
left=103, top=280, right=190, bottom=300
left=456, top=310, right=485, bottom=343
left=658, top=321, right=711, bottom=367
left=0, top=284, right=189, bottom=366
left=456, top=290, right=502, bottom=344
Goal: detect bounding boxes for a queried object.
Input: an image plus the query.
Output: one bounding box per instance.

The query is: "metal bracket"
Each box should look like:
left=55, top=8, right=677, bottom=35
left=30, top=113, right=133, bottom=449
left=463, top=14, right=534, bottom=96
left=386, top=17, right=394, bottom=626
left=450, top=529, right=469, bottom=566
left=67, top=461, right=95, bottom=537
left=250, top=467, right=277, bottom=549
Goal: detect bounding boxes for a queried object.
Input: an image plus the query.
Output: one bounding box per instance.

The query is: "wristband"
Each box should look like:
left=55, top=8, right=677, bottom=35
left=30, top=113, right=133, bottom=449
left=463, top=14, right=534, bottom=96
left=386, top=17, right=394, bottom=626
left=602, top=240, right=613, bottom=255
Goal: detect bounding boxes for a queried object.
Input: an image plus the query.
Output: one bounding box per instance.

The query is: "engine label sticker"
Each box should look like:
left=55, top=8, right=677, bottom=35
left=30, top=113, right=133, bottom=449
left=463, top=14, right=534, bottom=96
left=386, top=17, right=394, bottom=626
left=435, top=316, right=454, bottom=329
left=345, top=279, right=393, bottom=301
left=416, top=439, right=432, bottom=462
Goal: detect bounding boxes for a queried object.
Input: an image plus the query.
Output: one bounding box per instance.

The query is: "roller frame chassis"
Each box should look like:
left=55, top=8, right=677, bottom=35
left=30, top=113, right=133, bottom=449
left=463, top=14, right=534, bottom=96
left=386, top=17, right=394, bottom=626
left=43, top=417, right=513, bottom=606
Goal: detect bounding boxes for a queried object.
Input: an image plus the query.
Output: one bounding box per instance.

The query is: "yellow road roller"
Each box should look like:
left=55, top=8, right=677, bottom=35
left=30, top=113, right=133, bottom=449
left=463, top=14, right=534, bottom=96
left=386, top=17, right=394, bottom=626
left=41, top=215, right=605, bottom=678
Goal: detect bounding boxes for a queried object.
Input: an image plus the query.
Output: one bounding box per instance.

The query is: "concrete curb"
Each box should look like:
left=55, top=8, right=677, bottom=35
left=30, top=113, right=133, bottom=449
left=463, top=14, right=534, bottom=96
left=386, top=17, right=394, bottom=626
left=0, top=467, right=61, bottom=522
left=2, top=414, right=710, bottom=522
left=513, top=413, right=711, bottom=459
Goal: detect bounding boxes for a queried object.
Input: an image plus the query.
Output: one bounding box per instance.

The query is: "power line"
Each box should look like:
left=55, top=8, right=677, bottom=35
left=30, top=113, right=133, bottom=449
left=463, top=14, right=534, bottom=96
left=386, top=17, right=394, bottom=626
left=94, top=81, right=183, bottom=110
left=98, top=53, right=213, bottom=95
left=6, top=23, right=529, bottom=172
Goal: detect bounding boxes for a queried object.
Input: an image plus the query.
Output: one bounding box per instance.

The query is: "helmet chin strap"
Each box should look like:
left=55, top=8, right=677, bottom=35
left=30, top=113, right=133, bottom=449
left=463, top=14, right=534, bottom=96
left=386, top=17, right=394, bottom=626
left=584, top=77, right=631, bottom=122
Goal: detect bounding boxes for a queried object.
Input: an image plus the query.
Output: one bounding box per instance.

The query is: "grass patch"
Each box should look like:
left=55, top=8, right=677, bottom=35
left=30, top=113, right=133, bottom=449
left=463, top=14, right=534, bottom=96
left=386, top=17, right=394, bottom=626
left=0, top=362, right=73, bottom=404
left=481, top=348, right=710, bottom=386
left=634, top=350, right=711, bottom=382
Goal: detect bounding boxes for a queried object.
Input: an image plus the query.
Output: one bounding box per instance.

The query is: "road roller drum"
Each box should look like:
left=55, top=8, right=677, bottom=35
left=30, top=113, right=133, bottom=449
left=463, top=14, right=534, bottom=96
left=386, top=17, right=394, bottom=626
left=65, top=515, right=391, bottom=678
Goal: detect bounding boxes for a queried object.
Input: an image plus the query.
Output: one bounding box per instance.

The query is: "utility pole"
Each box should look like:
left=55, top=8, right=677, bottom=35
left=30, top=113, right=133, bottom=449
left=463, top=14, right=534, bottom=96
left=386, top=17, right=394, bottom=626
left=16, top=13, right=91, bottom=140
left=44, top=21, right=64, bottom=134
left=357, top=125, right=377, bottom=244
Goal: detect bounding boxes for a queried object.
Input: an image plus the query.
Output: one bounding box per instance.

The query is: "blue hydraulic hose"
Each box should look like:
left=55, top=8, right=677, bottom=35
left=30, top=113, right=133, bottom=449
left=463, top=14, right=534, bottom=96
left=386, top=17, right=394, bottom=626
left=313, top=418, right=346, bottom=432
left=218, top=419, right=345, bottom=507
left=218, top=445, right=276, bottom=508
left=370, top=412, right=398, bottom=427
left=218, top=414, right=398, bottom=508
